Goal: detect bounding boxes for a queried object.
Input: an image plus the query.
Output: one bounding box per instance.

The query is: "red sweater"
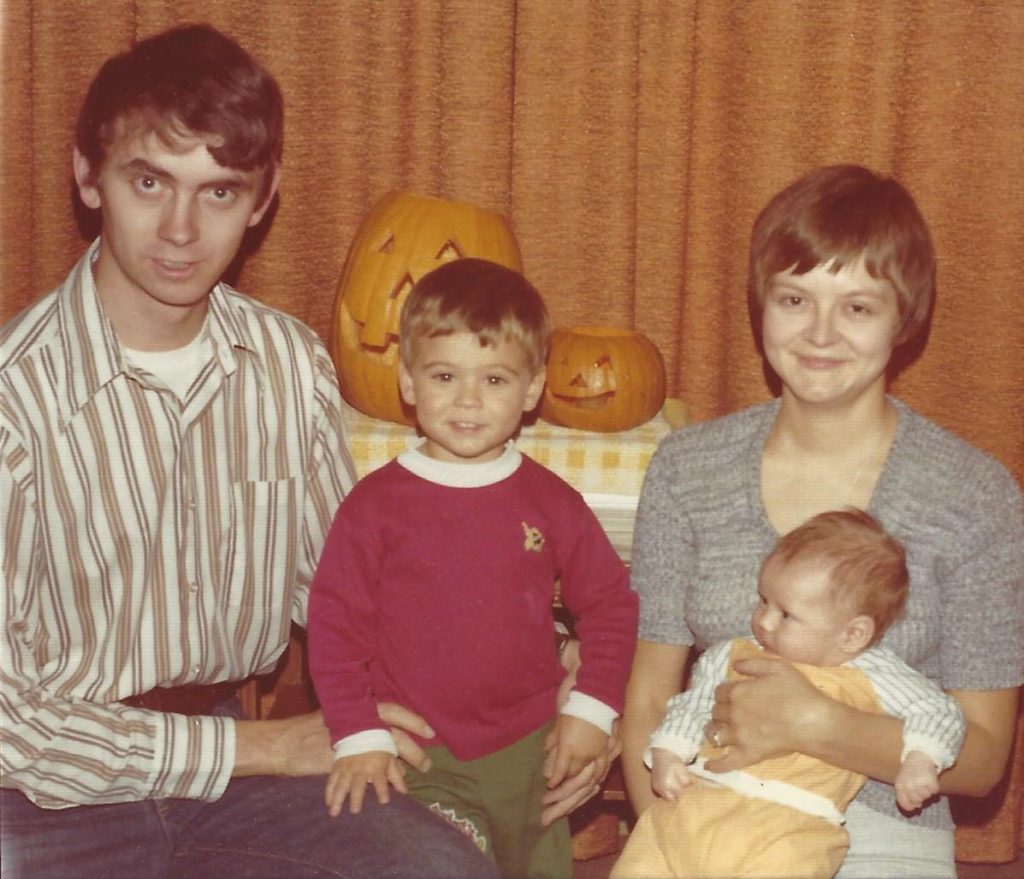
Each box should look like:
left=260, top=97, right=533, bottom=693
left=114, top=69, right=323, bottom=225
left=308, top=449, right=637, bottom=760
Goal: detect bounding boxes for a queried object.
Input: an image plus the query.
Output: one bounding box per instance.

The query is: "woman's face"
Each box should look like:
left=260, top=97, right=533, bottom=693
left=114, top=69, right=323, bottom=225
left=761, top=258, right=902, bottom=408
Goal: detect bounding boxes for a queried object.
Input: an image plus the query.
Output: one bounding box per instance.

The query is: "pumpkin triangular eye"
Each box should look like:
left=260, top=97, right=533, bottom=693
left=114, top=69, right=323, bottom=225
left=377, top=233, right=396, bottom=254
left=391, top=273, right=414, bottom=300
left=435, top=240, right=464, bottom=261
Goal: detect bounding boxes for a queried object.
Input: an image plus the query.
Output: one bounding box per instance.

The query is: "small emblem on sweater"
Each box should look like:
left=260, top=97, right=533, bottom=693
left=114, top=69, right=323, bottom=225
left=522, top=522, right=545, bottom=552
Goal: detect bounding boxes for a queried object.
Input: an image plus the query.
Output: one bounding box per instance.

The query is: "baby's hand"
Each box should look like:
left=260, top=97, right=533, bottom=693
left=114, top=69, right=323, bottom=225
left=894, top=750, right=940, bottom=812
left=325, top=751, right=406, bottom=817
left=650, top=748, right=693, bottom=801
left=543, top=715, right=609, bottom=789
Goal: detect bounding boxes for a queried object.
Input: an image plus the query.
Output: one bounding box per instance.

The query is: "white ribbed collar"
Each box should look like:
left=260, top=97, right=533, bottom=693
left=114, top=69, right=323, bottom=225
left=397, top=442, right=522, bottom=487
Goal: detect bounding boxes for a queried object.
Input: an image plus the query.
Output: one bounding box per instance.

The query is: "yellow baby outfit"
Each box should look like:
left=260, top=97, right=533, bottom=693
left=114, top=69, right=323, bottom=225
left=612, top=639, right=882, bottom=879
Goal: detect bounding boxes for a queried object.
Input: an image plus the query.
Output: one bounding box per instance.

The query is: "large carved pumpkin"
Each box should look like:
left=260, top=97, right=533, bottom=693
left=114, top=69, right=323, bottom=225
left=331, top=191, right=523, bottom=424
left=540, top=327, right=666, bottom=432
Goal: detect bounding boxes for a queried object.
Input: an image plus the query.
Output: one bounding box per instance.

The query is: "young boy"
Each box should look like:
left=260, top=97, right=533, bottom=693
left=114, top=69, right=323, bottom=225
left=612, top=509, right=965, bottom=879
left=308, top=257, right=639, bottom=879
left=0, top=24, right=498, bottom=879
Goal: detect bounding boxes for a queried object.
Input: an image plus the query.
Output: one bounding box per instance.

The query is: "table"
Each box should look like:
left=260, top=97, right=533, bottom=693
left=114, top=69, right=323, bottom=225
left=343, top=400, right=682, bottom=560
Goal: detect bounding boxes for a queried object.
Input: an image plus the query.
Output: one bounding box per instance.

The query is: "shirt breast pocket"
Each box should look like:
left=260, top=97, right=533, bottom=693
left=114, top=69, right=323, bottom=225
left=220, top=477, right=298, bottom=642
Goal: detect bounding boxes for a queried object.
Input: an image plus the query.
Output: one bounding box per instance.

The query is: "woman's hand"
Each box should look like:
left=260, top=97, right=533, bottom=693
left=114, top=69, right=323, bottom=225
left=703, top=656, right=833, bottom=772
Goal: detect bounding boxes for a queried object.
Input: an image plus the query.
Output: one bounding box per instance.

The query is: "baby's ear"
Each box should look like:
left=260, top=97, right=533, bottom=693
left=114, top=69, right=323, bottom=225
left=842, top=614, right=876, bottom=655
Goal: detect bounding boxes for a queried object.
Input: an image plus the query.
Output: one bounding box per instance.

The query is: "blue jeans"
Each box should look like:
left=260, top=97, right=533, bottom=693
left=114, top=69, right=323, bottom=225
left=1, top=776, right=502, bottom=878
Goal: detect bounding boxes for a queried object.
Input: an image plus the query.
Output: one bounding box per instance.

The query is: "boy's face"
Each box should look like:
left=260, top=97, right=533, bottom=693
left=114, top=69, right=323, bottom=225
left=73, top=129, right=278, bottom=347
left=398, top=331, right=544, bottom=464
left=761, top=257, right=901, bottom=408
left=750, top=556, right=858, bottom=666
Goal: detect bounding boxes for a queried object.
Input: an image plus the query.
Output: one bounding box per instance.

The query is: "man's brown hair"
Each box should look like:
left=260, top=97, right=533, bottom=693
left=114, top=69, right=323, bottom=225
left=75, top=24, right=283, bottom=201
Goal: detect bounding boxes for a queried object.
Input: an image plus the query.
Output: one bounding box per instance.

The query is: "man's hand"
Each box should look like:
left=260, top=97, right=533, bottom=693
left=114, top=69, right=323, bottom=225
left=234, top=703, right=436, bottom=778
left=543, top=714, right=608, bottom=789
left=649, top=748, right=692, bottom=801
left=379, top=701, right=435, bottom=773
left=894, top=750, right=941, bottom=812
left=233, top=711, right=335, bottom=777
left=325, top=751, right=407, bottom=816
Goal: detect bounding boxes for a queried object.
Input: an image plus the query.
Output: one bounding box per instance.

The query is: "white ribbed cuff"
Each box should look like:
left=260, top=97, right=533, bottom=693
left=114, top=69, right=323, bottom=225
left=560, top=691, right=617, bottom=734
left=331, top=728, right=398, bottom=760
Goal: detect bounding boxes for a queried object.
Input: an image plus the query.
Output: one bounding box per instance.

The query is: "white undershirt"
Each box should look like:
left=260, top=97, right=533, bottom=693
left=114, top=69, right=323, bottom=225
left=123, top=328, right=212, bottom=401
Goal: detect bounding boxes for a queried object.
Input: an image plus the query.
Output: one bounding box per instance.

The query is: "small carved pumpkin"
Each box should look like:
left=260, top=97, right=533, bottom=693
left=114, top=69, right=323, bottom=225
left=331, top=191, right=522, bottom=424
left=540, top=327, right=666, bottom=432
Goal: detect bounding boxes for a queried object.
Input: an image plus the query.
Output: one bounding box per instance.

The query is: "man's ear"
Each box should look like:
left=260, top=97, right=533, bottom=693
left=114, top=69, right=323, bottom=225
left=248, top=163, right=281, bottom=227
left=524, top=367, right=546, bottom=413
left=398, top=360, right=416, bottom=406
left=841, top=614, right=876, bottom=656
left=73, top=148, right=102, bottom=210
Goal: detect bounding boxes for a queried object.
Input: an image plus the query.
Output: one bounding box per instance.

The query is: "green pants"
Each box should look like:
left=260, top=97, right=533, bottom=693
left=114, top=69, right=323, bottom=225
left=404, top=721, right=571, bottom=879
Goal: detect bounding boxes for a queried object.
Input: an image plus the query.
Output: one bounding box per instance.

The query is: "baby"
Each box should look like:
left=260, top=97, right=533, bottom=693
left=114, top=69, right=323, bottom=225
left=612, top=508, right=966, bottom=879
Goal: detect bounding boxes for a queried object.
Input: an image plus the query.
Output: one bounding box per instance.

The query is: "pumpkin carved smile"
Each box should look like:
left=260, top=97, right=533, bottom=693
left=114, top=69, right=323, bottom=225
left=540, top=327, right=666, bottom=431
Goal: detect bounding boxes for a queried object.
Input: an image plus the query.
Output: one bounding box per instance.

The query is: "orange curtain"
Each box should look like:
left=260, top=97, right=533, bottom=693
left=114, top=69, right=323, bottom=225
left=3, top=1, right=1022, bottom=483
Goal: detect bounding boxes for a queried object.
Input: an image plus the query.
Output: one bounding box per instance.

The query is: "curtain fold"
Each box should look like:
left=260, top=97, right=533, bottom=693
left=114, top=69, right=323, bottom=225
left=3, top=0, right=1021, bottom=482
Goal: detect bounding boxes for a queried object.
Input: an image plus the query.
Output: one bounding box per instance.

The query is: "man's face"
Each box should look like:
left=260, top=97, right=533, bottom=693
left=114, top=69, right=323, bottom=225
left=74, top=130, right=278, bottom=345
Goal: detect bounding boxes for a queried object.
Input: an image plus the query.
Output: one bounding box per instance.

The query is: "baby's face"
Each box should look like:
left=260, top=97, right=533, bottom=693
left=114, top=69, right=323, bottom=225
left=750, top=557, right=853, bottom=666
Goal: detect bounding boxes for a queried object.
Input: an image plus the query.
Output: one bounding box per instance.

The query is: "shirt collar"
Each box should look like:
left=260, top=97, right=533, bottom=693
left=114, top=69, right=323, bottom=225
left=56, top=238, right=264, bottom=423
left=397, top=443, right=522, bottom=487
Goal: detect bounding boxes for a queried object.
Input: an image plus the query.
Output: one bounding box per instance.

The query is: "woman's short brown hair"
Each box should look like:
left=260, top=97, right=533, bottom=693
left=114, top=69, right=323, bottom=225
left=748, top=165, right=935, bottom=350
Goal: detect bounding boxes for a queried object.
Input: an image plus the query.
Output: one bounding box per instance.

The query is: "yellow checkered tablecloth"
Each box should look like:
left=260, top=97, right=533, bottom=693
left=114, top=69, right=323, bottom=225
left=342, top=402, right=682, bottom=560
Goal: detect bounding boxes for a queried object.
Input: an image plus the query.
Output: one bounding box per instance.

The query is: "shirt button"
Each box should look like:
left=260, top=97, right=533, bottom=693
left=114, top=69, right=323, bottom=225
left=189, top=582, right=199, bottom=593
left=191, top=664, right=201, bottom=675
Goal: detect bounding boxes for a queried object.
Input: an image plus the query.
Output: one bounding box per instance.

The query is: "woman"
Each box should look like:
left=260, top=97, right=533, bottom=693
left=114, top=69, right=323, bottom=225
left=622, top=165, right=1023, bottom=878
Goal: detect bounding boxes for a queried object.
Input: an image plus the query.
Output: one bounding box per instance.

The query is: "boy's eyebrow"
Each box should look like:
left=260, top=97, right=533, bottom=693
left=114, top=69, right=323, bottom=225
left=420, top=358, right=522, bottom=373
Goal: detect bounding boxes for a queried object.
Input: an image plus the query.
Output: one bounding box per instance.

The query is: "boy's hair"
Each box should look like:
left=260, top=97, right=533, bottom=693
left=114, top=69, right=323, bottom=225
left=764, top=508, right=908, bottom=646
left=748, top=165, right=935, bottom=350
left=399, top=258, right=551, bottom=373
left=75, top=24, right=283, bottom=200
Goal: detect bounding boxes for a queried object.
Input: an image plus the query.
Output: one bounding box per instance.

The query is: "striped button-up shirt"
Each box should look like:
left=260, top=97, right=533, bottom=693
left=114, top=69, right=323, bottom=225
left=0, top=241, right=355, bottom=807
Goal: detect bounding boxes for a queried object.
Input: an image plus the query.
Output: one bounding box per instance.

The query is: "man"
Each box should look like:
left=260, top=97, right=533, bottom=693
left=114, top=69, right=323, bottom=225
left=0, top=24, right=503, bottom=877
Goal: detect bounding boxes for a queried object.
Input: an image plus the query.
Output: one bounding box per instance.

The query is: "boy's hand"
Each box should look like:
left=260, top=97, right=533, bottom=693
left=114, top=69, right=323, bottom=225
left=894, top=750, right=941, bottom=812
left=539, top=721, right=619, bottom=826
left=324, top=751, right=407, bottom=817
left=650, top=747, right=692, bottom=801
left=543, top=714, right=608, bottom=789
